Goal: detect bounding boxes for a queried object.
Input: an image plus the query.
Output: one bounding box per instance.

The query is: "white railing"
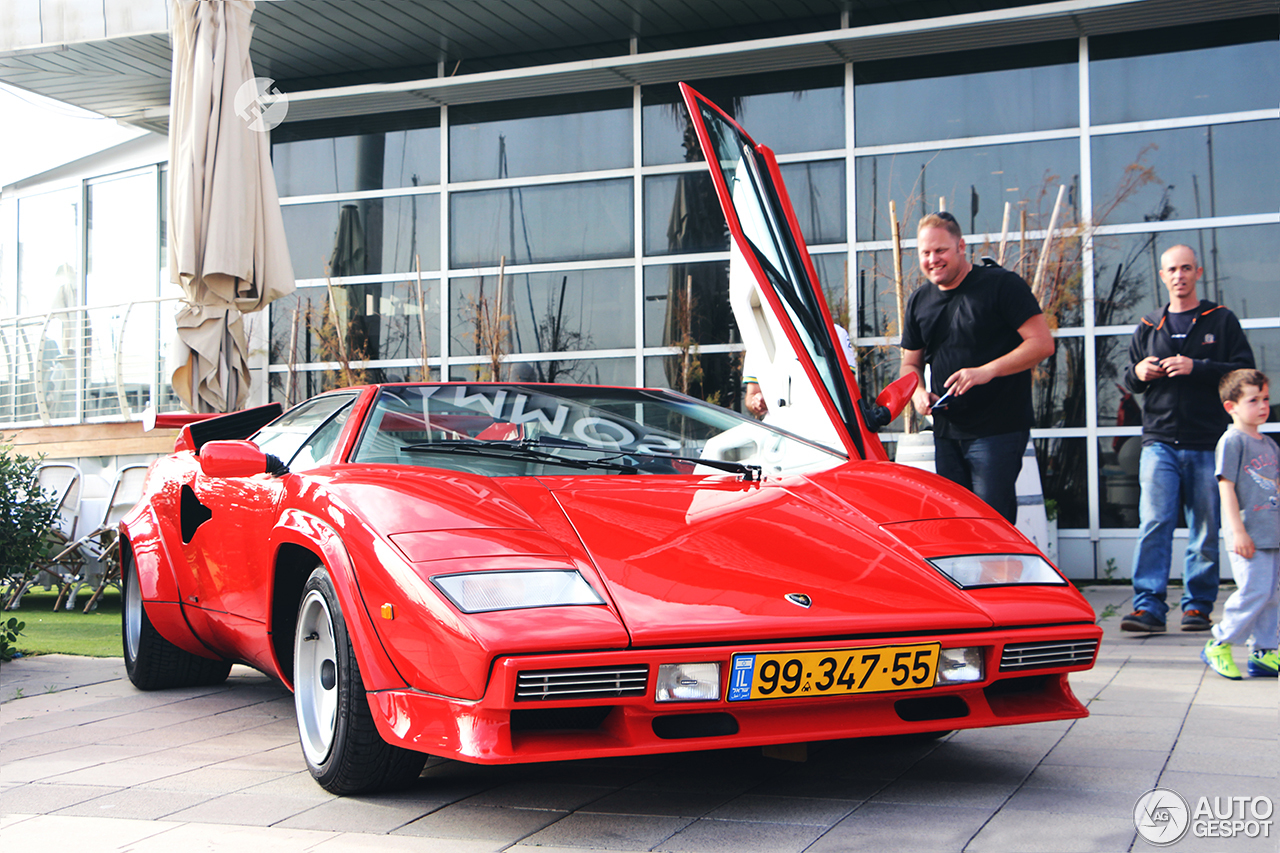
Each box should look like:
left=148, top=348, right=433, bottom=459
left=0, top=297, right=187, bottom=428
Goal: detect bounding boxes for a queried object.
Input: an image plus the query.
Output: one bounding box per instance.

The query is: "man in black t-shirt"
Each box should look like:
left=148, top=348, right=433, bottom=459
left=899, top=212, right=1054, bottom=523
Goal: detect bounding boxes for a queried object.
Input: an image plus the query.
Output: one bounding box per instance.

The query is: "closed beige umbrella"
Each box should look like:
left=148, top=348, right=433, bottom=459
left=168, top=0, right=295, bottom=412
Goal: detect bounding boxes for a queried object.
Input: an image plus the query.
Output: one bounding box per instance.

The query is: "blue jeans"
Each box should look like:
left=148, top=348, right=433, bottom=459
left=1130, top=443, right=1221, bottom=621
left=933, top=430, right=1028, bottom=524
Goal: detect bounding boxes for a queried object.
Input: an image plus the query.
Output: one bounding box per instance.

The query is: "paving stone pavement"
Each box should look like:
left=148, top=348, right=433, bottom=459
left=1, top=584, right=1276, bottom=852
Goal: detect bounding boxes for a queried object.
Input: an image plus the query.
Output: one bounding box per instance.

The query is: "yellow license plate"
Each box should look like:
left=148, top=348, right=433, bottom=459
left=727, top=643, right=939, bottom=701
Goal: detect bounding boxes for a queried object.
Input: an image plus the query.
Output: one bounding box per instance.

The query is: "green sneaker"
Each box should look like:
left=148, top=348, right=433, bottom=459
left=1201, top=641, right=1242, bottom=680
left=1247, top=649, right=1279, bottom=678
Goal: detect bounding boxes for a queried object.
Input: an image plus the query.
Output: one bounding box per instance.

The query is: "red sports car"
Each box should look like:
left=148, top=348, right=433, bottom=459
left=120, top=85, right=1100, bottom=794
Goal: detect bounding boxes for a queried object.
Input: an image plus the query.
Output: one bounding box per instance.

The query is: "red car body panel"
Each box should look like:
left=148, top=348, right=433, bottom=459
left=122, top=435, right=1100, bottom=765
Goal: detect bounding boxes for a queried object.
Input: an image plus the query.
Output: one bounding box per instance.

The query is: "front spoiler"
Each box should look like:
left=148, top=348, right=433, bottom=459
left=366, top=624, right=1100, bottom=764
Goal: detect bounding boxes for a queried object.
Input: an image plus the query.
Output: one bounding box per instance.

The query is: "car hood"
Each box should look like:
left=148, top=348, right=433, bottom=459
left=328, top=463, right=1056, bottom=649
left=544, top=464, right=1002, bottom=646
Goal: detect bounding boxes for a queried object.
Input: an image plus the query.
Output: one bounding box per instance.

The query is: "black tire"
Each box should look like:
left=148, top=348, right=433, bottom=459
left=294, top=566, right=427, bottom=794
left=122, top=546, right=231, bottom=690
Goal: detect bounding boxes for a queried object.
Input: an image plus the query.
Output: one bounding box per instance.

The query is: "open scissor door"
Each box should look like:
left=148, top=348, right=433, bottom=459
left=679, top=83, right=882, bottom=459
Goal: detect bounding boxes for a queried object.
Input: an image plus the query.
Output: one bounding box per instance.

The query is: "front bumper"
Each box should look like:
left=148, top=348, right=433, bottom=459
left=367, top=623, right=1100, bottom=764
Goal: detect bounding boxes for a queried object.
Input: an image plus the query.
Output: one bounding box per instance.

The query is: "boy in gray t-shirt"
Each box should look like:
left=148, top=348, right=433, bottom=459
left=1202, top=369, right=1279, bottom=679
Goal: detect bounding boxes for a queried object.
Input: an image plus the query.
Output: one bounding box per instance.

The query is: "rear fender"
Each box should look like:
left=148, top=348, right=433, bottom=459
left=273, top=508, right=407, bottom=692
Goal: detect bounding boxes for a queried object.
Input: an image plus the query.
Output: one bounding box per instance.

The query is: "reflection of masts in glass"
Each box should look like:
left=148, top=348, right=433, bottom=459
left=1192, top=174, right=1207, bottom=295
left=682, top=274, right=692, bottom=395
left=1191, top=127, right=1221, bottom=303
left=864, top=159, right=879, bottom=337
left=497, top=135, right=542, bottom=368
left=1207, top=127, right=1219, bottom=304
left=1143, top=184, right=1175, bottom=305
left=870, top=159, right=878, bottom=241
left=804, top=163, right=822, bottom=242
left=918, top=163, right=927, bottom=223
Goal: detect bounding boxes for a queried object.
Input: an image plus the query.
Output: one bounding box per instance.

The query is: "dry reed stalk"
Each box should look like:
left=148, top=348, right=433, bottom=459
left=889, top=200, right=916, bottom=435
left=323, top=272, right=360, bottom=388
left=287, top=306, right=299, bottom=406
left=1032, top=185, right=1067, bottom=305
left=1019, top=210, right=1028, bottom=279
left=998, top=202, right=1011, bottom=266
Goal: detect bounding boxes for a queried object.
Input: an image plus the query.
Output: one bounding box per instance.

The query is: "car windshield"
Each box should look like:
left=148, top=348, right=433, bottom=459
left=351, top=384, right=845, bottom=478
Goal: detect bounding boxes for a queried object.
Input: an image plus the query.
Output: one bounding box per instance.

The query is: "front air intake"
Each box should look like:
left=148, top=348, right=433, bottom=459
left=652, top=712, right=739, bottom=739
left=1000, top=639, right=1098, bottom=671
left=516, top=665, right=649, bottom=701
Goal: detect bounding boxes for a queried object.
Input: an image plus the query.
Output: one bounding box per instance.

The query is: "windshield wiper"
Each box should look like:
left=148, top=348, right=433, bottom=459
left=592, top=450, right=762, bottom=482
left=401, top=438, right=640, bottom=474
left=399, top=438, right=761, bottom=481
left=512, top=437, right=760, bottom=480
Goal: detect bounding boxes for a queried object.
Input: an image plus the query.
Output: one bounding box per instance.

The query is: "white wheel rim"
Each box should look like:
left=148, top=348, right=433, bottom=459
left=295, top=589, right=339, bottom=765
left=124, top=557, right=142, bottom=661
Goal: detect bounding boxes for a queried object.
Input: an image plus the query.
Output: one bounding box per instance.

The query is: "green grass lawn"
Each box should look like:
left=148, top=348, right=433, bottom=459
left=7, top=588, right=123, bottom=658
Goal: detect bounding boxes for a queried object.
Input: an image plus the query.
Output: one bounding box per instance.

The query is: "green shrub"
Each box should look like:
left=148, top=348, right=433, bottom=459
left=0, top=438, right=61, bottom=582
left=1, top=616, right=26, bottom=661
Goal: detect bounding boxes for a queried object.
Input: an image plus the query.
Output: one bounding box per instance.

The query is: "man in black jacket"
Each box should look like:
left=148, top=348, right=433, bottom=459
left=1120, top=245, right=1255, bottom=634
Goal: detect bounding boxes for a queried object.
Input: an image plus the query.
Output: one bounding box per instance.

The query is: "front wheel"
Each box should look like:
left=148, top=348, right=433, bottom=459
left=121, top=546, right=231, bottom=690
left=294, top=566, right=426, bottom=794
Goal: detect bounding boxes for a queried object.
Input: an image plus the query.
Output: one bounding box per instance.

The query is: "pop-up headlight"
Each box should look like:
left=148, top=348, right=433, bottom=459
left=432, top=570, right=603, bottom=613
left=928, top=554, right=1065, bottom=589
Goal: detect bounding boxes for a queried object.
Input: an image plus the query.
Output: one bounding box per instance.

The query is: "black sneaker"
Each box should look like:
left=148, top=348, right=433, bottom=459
left=1181, top=610, right=1211, bottom=631
left=1120, top=610, right=1166, bottom=633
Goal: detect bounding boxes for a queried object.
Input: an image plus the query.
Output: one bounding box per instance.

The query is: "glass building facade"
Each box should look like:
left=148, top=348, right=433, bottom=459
left=2, top=11, right=1275, bottom=574
left=267, top=17, right=1278, bottom=553
left=0, top=155, right=179, bottom=424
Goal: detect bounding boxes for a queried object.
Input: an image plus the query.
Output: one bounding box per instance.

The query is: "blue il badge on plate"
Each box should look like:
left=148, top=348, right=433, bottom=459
left=728, top=655, right=755, bottom=701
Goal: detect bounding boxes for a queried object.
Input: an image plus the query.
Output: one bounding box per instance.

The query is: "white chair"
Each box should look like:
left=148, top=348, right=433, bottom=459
left=39, top=463, right=83, bottom=539
left=39, top=463, right=83, bottom=588
left=49, top=464, right=150, bottom=612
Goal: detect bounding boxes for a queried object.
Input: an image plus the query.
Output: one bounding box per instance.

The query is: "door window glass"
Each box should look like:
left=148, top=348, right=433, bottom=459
left=254, top=393, right=358, bottom=466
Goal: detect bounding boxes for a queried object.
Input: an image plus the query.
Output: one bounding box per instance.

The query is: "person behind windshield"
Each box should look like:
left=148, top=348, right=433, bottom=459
left=742, top=375, right=768, bottom=419
left=742, top=324, right=855, bottom=421
left=898, top=211, right=1054, bottom=524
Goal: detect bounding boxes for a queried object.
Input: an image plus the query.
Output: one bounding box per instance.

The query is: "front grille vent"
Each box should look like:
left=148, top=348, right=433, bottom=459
left=1000, top=639, right=1098, bottom=672
left=516, top=665, right=649, bottom=701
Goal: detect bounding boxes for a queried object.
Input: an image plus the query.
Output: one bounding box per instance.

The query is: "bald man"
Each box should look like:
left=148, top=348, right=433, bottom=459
left=1119, top=245, right=1255, bottom=634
